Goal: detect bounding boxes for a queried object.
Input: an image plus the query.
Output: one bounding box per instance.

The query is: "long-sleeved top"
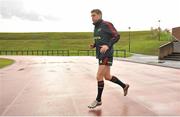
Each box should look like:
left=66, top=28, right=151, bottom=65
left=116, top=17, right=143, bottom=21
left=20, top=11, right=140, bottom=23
left=93, top=19, right=120, bottom=59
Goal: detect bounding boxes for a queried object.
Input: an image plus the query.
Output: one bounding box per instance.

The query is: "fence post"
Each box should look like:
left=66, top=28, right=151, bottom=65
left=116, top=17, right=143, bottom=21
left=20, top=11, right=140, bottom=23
left=57, top=50, right=59, bottom=55
left=124, top=50, right=126, bottom=58
left=87, top=50, right=89, bottom=56
left=68, top=50, right=69, bottom=56
left=78, top=50, right=79, bottom=56
left=62, top=50, right=64, bottom=56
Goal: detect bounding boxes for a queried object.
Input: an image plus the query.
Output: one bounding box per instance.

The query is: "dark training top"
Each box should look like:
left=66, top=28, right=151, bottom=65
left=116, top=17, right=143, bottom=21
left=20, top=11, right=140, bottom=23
left=93, top=19, right=120, bottom=59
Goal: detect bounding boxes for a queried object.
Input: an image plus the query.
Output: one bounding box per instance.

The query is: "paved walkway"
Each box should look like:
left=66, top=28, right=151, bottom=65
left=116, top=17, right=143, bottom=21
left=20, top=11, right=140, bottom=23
left=116, top=54, right=180, bottom=69
left=0, top=56, right=180, bottom=116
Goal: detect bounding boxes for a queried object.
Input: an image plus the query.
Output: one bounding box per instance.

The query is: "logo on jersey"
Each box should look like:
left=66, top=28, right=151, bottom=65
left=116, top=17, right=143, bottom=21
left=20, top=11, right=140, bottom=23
left=97, top=28, right=102, bottom=32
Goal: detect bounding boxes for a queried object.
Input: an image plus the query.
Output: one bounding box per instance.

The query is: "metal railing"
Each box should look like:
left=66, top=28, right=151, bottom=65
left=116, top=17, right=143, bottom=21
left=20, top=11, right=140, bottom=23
left=0, top=49, right=126, bottom=57
left=0, top=50, right=69, bottom=56
left=77, top=50, right=95, bottom=56
left=77, top=50, right=126, bottom=57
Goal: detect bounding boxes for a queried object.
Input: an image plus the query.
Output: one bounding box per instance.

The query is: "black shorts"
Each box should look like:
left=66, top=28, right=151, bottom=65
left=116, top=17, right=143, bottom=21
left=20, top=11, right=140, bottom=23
left=98, top=57, right=113, bottom=66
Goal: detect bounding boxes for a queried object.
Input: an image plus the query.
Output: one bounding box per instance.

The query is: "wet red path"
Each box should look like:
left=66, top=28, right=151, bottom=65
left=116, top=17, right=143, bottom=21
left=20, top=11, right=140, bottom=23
left=0, top=56, right=180, bottom=116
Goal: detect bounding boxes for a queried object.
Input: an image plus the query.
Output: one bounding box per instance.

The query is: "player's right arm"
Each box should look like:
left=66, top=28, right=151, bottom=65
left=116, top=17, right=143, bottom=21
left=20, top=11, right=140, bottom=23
left=89, top=43, right=96, bottom=49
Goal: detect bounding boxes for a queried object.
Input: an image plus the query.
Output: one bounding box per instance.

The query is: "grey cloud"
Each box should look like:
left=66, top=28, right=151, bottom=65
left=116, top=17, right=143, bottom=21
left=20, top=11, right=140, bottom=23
left=0, top=0, right=59, bottom=21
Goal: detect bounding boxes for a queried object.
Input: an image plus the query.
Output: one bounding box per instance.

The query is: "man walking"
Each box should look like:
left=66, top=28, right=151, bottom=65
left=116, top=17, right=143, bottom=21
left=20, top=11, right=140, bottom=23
left=88, top=9, right=130, bottom=109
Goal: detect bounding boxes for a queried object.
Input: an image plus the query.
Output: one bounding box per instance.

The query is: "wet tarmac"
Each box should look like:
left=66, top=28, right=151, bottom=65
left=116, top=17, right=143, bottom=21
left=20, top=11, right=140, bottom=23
left=0, top=56, right=180, bottom=116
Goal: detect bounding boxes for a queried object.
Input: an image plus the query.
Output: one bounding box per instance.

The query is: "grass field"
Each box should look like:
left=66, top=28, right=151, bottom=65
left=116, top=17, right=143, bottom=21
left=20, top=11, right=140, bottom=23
left=0, top=58, right=14, bottom=69
left=0, top=31, right=171, bottom=56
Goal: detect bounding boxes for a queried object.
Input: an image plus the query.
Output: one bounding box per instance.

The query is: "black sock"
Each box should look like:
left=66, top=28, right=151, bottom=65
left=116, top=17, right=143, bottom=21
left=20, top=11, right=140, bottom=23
left=110, top=76, right=126, bottom=88
left=96, top=81, right=104, bottom=102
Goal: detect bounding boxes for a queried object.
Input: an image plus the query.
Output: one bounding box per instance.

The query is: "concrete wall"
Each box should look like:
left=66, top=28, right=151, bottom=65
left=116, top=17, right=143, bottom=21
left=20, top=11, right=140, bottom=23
left=173, top=42, right=180, bottom=53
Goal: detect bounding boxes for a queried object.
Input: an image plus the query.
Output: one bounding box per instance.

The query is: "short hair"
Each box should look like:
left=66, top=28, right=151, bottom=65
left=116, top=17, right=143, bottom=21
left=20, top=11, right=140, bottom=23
left=91, top=9, right=102, bottom=18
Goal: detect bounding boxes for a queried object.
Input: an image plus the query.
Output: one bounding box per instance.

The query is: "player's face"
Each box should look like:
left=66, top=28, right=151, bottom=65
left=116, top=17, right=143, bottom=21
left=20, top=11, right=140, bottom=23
left=91, top=12, right=101, bottom=23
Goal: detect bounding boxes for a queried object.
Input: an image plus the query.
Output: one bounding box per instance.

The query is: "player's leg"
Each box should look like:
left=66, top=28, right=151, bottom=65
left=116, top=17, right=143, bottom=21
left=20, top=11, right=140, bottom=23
left=103, top=60, right=130, bottom=96
left=96, top=64, right=106, bottom=101
left=88, top=64, right=106, bottom=109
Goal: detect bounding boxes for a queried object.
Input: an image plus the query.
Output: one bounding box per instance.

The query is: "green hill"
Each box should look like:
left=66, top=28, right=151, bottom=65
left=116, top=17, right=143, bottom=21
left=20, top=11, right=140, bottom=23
left=0, top=31, right=171, bottom=56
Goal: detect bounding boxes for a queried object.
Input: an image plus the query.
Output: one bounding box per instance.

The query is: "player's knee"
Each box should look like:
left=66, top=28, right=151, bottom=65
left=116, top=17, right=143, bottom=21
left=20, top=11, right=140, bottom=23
left=96, top=76, right=103, bottom=81
left=96, top=73, right=104, bottom=81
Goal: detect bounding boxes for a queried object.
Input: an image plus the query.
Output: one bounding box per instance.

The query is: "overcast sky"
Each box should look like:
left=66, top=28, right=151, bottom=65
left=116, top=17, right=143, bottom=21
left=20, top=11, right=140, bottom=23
left=0, top=0, right=180, bottom=32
